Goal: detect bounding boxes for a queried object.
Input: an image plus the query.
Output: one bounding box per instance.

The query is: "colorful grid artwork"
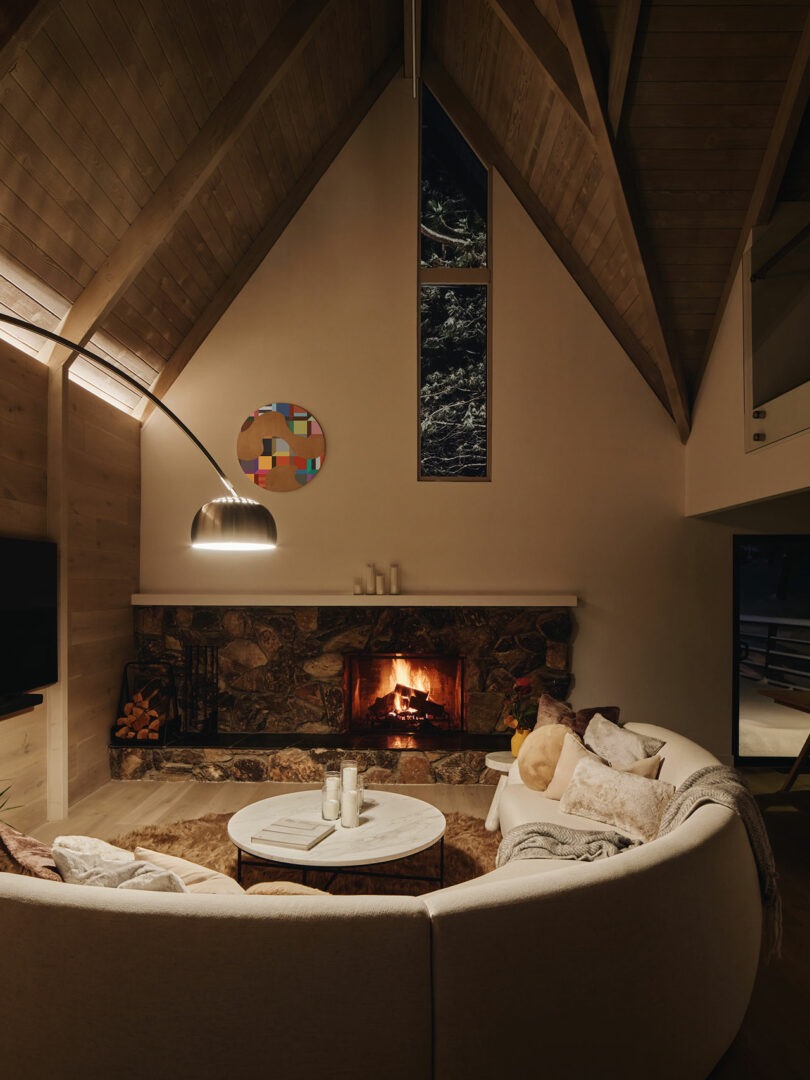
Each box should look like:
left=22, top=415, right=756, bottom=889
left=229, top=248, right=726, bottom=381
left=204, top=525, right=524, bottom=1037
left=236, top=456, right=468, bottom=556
left=237, top=402, right=325, bottom=492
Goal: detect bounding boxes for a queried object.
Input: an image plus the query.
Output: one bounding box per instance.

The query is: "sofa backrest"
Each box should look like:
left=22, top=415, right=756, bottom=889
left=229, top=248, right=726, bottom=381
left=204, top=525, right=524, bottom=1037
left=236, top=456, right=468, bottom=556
left=625, top=722, right=720, bottom=787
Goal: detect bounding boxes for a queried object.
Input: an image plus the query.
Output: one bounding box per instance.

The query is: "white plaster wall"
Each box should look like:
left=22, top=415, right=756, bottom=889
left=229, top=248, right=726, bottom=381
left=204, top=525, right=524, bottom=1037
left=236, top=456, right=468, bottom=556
left=141, top=79, right=730, bottom=752
left=685, top=266, right=810, bottom=517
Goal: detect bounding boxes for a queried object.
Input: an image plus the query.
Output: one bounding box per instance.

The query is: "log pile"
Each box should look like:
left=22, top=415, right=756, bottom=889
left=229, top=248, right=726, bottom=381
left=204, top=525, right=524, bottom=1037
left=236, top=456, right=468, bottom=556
left=115, top=688, right=164, bottom=741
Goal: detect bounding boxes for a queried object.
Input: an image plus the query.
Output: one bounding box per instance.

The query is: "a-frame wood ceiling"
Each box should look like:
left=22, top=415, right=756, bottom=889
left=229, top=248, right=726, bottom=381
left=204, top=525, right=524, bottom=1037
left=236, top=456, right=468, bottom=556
left=0, top=0, right=808, bottom=440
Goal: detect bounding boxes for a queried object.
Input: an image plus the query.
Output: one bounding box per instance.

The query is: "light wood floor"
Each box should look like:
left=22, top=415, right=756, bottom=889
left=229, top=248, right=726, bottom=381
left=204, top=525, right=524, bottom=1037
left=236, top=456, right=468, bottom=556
left=31, top=780, right=494, bottom=845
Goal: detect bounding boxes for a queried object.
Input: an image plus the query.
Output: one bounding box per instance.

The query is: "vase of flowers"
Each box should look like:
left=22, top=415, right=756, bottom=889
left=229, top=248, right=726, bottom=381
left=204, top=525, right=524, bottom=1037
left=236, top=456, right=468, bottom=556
left=503, top=676, right=535, bottom=756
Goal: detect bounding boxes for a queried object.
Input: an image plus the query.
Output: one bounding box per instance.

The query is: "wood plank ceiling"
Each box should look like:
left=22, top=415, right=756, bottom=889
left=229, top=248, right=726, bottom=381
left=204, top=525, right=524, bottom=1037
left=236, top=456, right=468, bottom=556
left=0, top=0, right=808, bottom=436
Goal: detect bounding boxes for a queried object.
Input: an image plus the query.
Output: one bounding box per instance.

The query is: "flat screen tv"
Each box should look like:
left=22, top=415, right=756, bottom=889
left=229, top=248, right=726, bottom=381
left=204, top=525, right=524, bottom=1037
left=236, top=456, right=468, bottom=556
left=0, top=537, right=58, bottom=695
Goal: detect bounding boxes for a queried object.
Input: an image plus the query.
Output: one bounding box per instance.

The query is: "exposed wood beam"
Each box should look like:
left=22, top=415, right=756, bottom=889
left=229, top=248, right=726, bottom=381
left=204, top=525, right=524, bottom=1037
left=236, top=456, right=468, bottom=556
left=607, top=0, right=641, bottom=137
left=403, top=0, right=421, bottom=92
left=488, top=0, right=586, bottom=123
left=422, top=51, right=670, bottom=414
left=0, top=0, right=58, bottom=84
left=696, top=11, right=810, bottom=393
left=40, top=0, right=332, bottom=372
left=555, top=0, right=690, bottom=440
left=140, top=51, right=401, bottom=422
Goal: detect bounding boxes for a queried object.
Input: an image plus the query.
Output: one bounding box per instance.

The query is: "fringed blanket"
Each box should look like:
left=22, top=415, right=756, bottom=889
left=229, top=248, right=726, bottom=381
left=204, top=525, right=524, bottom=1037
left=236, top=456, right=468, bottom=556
left=657, top=765, right=781, bottom=963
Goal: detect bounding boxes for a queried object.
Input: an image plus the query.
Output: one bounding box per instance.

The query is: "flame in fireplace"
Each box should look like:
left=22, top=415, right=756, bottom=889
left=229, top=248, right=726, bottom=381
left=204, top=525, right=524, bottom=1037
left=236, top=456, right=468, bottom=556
left=391, top=656, right=431, bottom=713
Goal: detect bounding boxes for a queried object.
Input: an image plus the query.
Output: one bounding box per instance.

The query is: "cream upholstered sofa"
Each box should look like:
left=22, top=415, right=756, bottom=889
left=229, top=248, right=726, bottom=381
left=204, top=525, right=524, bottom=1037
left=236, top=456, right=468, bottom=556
left=0, top=724, right=761, bottom=1080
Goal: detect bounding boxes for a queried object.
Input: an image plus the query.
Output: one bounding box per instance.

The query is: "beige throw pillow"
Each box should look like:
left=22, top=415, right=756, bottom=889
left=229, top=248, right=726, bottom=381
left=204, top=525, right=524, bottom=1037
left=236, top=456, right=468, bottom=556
left=246, top=881, right=328, bottom=896
left=584, top=712, right=665, bottom=767
left=134, top=847, right=245, bottom=895
left=545, top=734, right=665, bottom=800
left=560, top=757, right=675, bottom=842
left=517, top=724, right=569, bottom=792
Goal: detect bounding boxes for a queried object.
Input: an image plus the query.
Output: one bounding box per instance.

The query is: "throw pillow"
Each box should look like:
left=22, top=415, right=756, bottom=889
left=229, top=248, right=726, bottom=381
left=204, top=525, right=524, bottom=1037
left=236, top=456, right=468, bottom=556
left=246, top=881, right=329, bottom=896
left=544, top=732, right=603, bottom=800
left=560, top=757, right=675, bottom=842
left=622, top=755, right=663, bottom=780
left=584, top=712, right=665, bottom=767
left=0, top=822, right=61, bottom=881
left=135, top=847, right=245, bottom=895
left=517, top=724, right=569, bottom=792
left=534, top=693, right=621, bottom=738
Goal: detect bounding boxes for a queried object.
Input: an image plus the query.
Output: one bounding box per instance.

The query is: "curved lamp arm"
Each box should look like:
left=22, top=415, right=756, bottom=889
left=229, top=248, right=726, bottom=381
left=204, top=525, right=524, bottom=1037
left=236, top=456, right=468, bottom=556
left=0, top=312, right=238, bottom=498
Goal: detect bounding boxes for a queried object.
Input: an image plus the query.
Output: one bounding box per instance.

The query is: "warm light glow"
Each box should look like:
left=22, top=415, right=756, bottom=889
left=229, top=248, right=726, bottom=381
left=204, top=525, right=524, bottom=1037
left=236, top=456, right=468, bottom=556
left=192, top=541, right=276, bottom=550
left=390, top=656, right=431, bottom=713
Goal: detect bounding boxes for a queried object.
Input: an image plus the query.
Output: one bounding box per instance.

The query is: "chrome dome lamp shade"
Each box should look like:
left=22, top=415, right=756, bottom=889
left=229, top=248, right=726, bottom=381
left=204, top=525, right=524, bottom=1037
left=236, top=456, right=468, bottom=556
left=191, top=495, right=277, bottom=551
left=0, top=313, right=278, bottom=552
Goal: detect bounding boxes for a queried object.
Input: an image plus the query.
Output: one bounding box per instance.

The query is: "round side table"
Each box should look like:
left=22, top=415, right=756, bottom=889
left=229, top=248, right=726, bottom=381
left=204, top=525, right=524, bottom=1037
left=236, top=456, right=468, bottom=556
left=484, top=750, right=516, bottom=832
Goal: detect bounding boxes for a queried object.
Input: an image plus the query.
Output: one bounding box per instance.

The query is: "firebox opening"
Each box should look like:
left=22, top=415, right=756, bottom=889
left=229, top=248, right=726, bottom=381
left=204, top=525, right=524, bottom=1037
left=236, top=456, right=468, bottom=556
left=345, top=653, right=464, bottom=741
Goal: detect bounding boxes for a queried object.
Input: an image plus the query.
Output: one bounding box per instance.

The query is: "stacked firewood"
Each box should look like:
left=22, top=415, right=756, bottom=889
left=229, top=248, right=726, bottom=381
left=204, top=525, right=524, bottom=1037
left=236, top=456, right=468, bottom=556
left=115, top=689, right=164, bottom=741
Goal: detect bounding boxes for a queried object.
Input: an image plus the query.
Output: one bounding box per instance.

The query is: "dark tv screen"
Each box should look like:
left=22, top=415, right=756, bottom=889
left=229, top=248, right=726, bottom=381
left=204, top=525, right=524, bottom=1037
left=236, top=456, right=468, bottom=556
left=0, top=538, right=58, bottom=695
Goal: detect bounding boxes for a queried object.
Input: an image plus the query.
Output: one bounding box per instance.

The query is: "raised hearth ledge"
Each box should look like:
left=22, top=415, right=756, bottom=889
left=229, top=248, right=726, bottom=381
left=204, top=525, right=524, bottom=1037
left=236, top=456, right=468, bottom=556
left=131, top=593, right=579, bottom=607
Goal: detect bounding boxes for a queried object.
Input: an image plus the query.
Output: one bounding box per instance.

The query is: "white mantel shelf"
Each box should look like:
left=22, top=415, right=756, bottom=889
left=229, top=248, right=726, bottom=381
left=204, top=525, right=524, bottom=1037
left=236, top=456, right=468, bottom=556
left=131, top=593, right=579, bottom=608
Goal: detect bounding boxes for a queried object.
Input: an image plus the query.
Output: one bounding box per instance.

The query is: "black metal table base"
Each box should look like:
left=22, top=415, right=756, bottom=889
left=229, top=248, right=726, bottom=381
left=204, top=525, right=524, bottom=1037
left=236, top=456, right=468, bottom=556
left=236, top=835, right=445, bottom=890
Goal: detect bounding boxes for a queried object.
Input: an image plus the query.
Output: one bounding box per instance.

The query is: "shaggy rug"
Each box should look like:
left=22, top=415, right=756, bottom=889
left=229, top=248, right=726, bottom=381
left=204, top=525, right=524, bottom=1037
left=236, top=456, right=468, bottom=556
left=112, top=812, right=499, bottom=894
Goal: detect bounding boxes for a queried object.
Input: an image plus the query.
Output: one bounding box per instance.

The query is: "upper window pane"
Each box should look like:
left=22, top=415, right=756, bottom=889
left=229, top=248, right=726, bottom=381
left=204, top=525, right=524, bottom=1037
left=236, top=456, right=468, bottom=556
left=421, top=88, right=487, bottom=269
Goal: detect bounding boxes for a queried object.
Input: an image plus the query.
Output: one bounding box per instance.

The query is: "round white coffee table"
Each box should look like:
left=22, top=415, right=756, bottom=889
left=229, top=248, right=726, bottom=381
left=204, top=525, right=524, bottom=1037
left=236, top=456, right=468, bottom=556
left=228, top=789, right=447, bottom=888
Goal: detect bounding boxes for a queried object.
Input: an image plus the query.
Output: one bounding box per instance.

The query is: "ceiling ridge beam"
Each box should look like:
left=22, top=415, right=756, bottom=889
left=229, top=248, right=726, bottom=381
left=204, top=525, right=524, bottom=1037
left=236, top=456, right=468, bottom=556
left=488, top=0, right=586, bottom=123
left=607, top=0, right=641, bottom=138
left=40, top=0, right=333, bottom=372
left=139, top=50, right=402, bottom=422
left=555, top=0, right=690, bottom=440
left=695, top=9, right=810, bottom=394
left=0, top=0, right=59, bottom=84
left=422, top=50, right=670, bottom=416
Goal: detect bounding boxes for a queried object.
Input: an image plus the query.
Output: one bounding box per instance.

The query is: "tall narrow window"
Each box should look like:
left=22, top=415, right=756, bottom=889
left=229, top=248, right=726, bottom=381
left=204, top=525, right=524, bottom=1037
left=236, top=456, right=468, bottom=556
left=419, top=87, right=490, bottom=480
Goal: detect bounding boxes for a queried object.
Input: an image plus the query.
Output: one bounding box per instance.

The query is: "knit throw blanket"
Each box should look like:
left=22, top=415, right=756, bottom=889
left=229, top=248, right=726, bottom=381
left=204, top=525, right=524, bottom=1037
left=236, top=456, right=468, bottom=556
left=496, top=823, right=641, bottom=867
left=657, top=765, right=782, bottom=963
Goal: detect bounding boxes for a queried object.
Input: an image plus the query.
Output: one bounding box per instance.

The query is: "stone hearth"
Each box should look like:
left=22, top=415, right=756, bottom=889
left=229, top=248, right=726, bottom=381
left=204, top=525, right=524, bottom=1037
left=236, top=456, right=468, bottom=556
left=115, top=604, right=575, bottom=782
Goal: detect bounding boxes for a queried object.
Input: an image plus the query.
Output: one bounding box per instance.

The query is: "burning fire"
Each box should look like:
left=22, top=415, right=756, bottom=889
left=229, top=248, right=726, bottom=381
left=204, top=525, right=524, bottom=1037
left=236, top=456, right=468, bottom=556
left=391, top=657, right=431, bottom=714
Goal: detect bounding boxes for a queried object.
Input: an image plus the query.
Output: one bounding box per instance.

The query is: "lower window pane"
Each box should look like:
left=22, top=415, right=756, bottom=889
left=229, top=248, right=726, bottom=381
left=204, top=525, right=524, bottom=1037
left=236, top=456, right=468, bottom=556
left=419, top=284, right=488, bottom=479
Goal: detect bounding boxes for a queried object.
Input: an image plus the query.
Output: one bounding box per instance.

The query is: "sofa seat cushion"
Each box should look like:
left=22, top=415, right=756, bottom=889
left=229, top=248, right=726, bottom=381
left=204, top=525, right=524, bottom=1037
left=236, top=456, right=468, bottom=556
left=499, top=784, right=612, bottom=837
left=135, top=847, right=245, bottom=895
left=432, top=853, right=590, bottom=897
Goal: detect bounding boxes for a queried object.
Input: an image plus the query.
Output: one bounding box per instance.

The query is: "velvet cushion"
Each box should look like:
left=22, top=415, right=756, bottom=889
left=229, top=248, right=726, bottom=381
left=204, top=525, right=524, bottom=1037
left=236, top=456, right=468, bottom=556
left=134, top=846, right=245, bottom=895
left=517, top=724, right=569, bottom=792
left=246, top=881, right=329, bottom=896
left=0, top=822, right=61, bottom=881
left=622, top=755, right=663, bottom=780
left=584, top=712, right=665, bottom=767
left=544, top=734, right=665, bottom=800
left=560, top=757, right=675, bottom=842
left=534, top=693, right=621, bottom=738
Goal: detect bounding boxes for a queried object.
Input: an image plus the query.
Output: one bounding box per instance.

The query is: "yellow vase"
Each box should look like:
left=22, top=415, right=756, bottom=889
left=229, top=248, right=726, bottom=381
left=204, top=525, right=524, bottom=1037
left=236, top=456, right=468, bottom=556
left=511, top=729, right=531, bottom=757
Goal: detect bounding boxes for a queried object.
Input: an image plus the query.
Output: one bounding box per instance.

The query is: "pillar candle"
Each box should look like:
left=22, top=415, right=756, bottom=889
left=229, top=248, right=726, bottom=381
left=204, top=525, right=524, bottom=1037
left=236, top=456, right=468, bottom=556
left=389, top=564, right=400, bottom=595
left=365, top=564, right=375, bottom=594
left=323, top=797, right=340, bottom=821
left=325, top=774, right=340, bottom=798
left=341, top=788, right=359, bottom=828
left=353, top=579, right=363, bottom=595
left=342, top=763, right=358, bottom=790
left=375, top=573, right=385, bottom=595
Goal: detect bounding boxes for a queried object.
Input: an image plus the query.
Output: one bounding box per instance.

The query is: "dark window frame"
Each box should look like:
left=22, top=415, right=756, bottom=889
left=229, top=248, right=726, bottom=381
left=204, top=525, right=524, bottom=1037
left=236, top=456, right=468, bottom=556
left=417, top=83, right=492, bottom=483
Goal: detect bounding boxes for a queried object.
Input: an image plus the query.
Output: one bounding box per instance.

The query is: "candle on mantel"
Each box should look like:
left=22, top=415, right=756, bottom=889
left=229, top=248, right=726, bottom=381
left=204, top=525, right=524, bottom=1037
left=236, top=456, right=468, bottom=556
left=365, top=564, right=376, bottom=594
left=390, top=564, right=400, bottom=595
left=375, top=573, right=385, bottom=595
left=353, top=579, right=363, bottom=595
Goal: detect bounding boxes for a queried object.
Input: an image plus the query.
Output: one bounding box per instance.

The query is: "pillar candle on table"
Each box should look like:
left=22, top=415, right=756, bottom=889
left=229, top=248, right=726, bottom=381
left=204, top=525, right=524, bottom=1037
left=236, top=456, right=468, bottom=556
left=341, top=788, right=359, bottom=828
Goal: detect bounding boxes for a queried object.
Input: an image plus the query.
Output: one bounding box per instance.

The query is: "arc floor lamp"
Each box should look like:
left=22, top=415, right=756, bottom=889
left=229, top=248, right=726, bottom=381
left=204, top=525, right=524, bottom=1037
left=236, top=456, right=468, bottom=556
left=0, top=312, right=277, bottom=551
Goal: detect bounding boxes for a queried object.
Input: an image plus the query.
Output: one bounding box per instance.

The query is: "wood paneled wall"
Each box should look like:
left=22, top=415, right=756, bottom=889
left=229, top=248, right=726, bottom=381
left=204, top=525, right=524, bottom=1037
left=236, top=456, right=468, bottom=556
left=0, top=336, right=140, bottom=825
left=66, top=384, right=139, bottom=804
left=0, top=338, right=48, bottom=830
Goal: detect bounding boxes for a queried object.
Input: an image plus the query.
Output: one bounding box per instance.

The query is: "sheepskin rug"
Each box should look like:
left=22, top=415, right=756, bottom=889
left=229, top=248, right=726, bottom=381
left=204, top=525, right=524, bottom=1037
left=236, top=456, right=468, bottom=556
left=112, top=811, right=499, bottom=894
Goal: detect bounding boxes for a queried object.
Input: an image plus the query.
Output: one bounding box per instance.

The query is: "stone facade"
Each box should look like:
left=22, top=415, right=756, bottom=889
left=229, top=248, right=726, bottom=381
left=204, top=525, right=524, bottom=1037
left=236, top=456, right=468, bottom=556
left=109, top=746, right=503, bottom=786
left=133, top=605, right=574, bottom=737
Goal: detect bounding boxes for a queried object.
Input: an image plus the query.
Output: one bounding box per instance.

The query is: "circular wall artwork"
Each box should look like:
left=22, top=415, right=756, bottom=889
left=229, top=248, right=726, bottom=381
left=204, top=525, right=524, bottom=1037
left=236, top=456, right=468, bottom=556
left=237, top=402, right=325, bottom=492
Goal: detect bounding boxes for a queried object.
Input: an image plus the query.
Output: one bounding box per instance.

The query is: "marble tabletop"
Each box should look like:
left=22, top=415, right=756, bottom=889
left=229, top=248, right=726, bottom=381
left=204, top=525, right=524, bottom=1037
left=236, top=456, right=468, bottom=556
left=228, top=789, right=447, bottom=868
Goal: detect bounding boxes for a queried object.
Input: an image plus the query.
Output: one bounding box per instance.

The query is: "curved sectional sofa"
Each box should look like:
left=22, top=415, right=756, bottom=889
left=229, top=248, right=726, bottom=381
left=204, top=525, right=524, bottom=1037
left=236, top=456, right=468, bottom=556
left=0, top=724, right=761, bottom=1080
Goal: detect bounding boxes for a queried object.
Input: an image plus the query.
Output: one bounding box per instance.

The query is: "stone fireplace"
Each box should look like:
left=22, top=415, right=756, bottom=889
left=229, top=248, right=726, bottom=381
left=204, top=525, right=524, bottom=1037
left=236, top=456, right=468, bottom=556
left=110, top=604, right=574, bottom=784
left=345, top=653, right=464, bottom=746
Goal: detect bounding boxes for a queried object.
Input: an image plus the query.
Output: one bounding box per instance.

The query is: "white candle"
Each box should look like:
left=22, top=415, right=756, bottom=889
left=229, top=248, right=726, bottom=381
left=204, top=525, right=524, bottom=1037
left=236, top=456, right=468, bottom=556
left=375, top=573, right=385, bottom=595
left=325, top=774, right=340, bottom=798
left=365, top=563, right=375, bottom=594
left=341, top=788, right=359, bottom=828
left=390, top=564, right=400, bottom=594
left=342, top=764, right=357, bottom=790
left=353, top=579, right=363, bottom=595
left=323, top=797, right=340, bottom=821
